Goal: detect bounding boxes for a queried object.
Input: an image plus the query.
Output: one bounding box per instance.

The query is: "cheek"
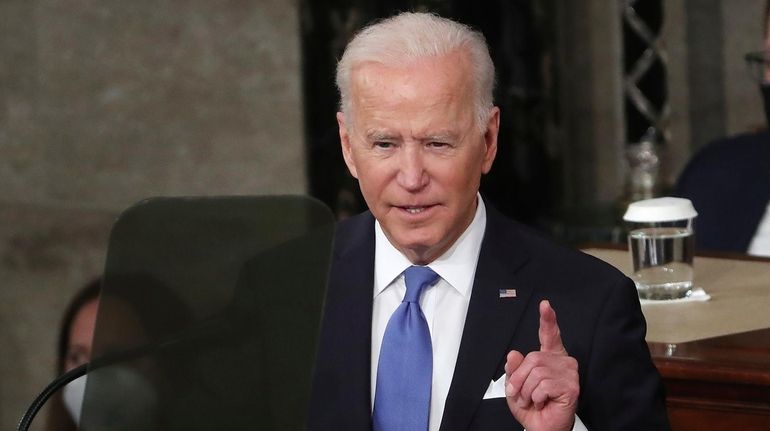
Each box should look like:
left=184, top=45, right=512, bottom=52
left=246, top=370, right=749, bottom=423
left=355, top=164, right=391, bottom=199
left=435, top=160, right=481, bottom=191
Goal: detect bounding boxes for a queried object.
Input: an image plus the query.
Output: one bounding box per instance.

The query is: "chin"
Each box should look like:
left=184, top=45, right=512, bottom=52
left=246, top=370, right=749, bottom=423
left=395, top=232, right=445, bottom=260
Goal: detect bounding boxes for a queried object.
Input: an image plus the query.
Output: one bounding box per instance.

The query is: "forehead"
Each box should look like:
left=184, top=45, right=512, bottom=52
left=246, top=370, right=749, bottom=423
left=348, top=52, right=475, bottom=129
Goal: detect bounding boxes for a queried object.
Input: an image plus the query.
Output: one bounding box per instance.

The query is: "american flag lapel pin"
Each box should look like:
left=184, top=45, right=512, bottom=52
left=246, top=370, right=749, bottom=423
left=499, top=289, right=517, bottom=299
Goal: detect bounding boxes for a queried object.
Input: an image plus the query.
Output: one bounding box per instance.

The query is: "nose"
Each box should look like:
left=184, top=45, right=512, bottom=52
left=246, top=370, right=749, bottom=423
left=396, top=146, right=429, bottom=191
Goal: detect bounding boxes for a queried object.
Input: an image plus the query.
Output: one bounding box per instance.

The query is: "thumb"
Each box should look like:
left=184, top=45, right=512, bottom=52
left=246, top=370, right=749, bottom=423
left=539, top=300, right=566, bottom=354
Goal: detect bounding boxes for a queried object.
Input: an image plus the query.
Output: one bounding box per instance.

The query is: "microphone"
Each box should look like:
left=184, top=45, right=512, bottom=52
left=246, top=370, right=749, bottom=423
left=17, top=363, right=87, bottom=431
left=16, top=314, right=232, bottom=431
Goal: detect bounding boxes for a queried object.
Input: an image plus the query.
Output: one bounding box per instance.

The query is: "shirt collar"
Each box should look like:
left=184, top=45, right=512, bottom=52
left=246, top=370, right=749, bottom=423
left=374, top=194, right=487, bottom=298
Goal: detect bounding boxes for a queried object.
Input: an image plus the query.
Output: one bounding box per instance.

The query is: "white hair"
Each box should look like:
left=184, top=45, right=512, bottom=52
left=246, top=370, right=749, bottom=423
left=335, top=12, right=496, bottom=130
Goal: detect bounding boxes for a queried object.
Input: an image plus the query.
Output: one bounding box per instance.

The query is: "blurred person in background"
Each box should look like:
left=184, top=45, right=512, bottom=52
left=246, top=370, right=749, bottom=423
left=47, top=278, right=101, bottom=431
left=46, top=273, right=193, bottom=430
left=676, top=1, right=770, bottom=257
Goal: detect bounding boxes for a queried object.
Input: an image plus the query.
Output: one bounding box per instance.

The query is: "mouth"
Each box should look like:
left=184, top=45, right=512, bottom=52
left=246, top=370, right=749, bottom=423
left=397, top=204, right=437, bottom=215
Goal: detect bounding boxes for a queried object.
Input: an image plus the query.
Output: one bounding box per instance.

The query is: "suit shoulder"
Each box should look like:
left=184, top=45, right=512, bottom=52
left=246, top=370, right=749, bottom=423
left=678, top=131, right=770, bottom=182
left=332, top=211, right=375, bottom=256
left=491, top=214, right=628, bottom=284
left=334, top=211, right=374, bottom=239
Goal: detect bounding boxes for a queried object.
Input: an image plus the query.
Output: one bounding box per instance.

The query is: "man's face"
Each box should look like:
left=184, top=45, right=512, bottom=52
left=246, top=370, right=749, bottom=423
left=338, top=51, right=499, bottom=264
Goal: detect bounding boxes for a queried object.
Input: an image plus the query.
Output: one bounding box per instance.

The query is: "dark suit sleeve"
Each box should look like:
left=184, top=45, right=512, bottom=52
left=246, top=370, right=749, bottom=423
left=578, top=276, right=670, bottom=430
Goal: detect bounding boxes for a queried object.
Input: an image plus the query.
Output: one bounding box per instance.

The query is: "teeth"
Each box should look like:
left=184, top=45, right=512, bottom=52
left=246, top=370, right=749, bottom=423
left=406, top=207, right=425, bottom=214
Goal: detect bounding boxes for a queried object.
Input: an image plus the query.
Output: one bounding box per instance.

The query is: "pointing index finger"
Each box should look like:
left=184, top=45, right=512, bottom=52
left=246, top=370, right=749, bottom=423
left=539, top=300, right=566, bottom=354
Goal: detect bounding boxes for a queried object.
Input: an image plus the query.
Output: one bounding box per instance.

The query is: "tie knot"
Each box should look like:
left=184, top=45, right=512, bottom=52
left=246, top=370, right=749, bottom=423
left=403, top=265, right=439, bottom=303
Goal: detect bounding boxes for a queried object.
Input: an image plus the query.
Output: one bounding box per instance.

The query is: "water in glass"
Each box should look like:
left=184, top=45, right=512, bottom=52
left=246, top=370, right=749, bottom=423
left=628, top=227, right=694, bottom=300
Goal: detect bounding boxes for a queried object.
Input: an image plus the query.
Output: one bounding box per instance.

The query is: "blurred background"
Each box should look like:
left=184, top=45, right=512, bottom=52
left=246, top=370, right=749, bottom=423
left=1, top=0, right=765, bottom=428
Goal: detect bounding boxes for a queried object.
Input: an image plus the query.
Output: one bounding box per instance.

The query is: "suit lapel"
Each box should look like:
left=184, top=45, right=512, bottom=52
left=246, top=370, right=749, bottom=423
left=439, top=205, right=535, bottom=431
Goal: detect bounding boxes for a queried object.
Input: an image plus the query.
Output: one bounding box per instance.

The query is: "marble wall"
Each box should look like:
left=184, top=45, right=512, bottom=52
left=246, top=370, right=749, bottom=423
left=0, top=0, right=305, bottom=428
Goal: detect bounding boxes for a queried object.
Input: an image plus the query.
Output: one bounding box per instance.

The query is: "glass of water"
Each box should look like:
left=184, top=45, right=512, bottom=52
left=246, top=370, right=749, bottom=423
left=623, top=197, right=698, bottom=300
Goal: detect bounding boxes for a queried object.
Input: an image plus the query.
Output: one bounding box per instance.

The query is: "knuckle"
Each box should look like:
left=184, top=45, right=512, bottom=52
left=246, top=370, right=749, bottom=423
left=566, top=356, right=578, bottom=370
left=526, top=351, right=545, bottom=364
left=530, top=366, right=547, bottom=381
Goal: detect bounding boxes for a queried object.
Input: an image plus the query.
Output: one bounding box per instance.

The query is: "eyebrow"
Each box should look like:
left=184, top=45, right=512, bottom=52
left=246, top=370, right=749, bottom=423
left=364, top=130, right=459, bottom=142
left=365, top=130, right=399, bottom=141
left=419, top=132, right=457, bottom=142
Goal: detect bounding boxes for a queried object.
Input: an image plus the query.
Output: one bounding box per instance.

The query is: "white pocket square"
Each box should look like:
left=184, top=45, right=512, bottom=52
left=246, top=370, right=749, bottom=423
left=482, top=374, right=507, bottom=399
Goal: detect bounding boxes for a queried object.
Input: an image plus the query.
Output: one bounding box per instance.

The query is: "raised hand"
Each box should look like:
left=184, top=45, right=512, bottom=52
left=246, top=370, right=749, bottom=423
left=504, top=300, right=580, bottom=431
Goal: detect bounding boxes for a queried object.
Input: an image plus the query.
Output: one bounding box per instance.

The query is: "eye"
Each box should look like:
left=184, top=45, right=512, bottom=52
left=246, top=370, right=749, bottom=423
left=65, top=349, right=89, bottom=369
left=427, top=141, right=450, bottom=148
left=374, top=141, right=394, bottom=149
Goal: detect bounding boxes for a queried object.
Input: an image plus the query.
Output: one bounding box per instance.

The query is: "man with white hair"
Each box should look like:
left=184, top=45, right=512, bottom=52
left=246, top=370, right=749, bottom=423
left=309, top=12, right=669, bottom=431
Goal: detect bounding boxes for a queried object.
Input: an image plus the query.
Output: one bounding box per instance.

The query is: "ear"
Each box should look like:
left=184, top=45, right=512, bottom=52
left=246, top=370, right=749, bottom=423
left=337, top=112, right=359, bottom=179
left=481, top=107, right=500, bottom=174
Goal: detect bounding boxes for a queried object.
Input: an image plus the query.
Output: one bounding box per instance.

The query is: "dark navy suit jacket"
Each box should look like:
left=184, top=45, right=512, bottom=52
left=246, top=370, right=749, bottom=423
left=676, top=131, right=770, bottom=253
left=308, top=202, right=670, bottom=430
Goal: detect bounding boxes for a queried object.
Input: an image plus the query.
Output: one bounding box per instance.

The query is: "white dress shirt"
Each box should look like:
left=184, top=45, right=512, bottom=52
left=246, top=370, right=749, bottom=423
left=371, top=197, right=487, bottom=431
left=748, top=201, right=770, bottom=257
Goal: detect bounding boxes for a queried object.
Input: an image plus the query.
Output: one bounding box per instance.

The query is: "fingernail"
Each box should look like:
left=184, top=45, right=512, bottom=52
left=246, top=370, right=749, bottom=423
left=505, top=381, right=513, bottom=397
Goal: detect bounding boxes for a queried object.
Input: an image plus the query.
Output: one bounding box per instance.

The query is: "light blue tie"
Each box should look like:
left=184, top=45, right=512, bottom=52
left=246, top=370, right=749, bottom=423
left=373, top=265, right=440, bottom=431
